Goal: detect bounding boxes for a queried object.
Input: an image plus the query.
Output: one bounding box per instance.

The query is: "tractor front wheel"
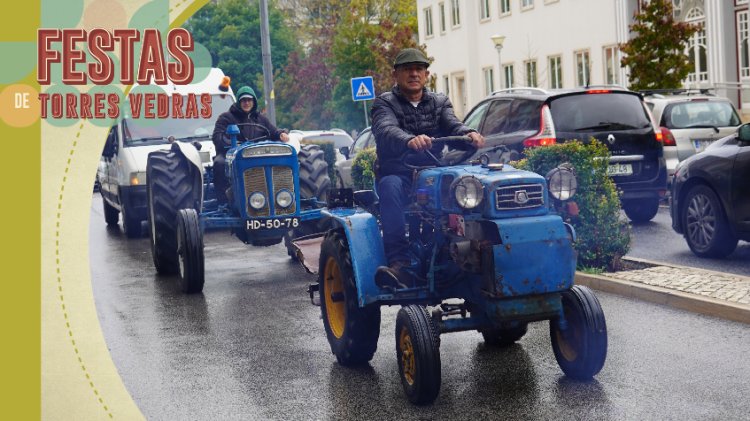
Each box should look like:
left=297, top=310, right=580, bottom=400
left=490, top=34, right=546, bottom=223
left=176, top=209, right=204, bottom=293
left=550, top=285, right=607, bottom=380
left=396, top=305, right=441, bottom=405
left=480, top=323, right=528, bottom=347
left=319, top=230, right=380, bottom=365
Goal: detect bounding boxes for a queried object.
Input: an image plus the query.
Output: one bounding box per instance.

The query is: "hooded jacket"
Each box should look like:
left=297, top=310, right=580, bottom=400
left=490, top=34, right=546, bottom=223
left=212, top=86, right=286, bottom=156
left=371, top=86, right=475, bottom=178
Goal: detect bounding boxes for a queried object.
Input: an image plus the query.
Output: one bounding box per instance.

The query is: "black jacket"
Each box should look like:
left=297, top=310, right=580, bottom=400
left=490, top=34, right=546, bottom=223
left=212, top=102, right=285, bottom=156
left=371, top=86, right=475, bottom=177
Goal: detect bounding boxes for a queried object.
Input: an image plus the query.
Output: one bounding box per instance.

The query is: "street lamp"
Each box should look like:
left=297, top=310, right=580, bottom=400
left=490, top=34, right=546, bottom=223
left=491, top=34, right=506, bottom=90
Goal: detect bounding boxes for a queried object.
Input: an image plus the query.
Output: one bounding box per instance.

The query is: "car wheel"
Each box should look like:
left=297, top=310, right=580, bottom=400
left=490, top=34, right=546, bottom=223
left=622, top=198, right=659, bottom=223
left=121, top=204, right=142, bottom=238
left=396, top=305, right=441, bottom=405
left=682, top=185, right=738, bottom=258
left=103, top=198, right=119, bottom=226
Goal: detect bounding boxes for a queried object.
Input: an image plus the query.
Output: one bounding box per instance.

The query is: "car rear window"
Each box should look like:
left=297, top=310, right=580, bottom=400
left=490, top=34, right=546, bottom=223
left=662, top=100, right=741, bottom=129
left=549, top=93, right=652, bottom=132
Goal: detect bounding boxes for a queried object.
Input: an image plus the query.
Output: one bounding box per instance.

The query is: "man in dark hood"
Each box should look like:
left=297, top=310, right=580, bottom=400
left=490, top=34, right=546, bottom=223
left=211, top=85, right=289, bottom=203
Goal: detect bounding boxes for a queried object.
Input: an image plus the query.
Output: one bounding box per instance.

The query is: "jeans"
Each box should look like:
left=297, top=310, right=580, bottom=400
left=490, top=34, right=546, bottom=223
left=213, top=154, right=228, bottom=203
left=378, top=174, right=413, bottom=265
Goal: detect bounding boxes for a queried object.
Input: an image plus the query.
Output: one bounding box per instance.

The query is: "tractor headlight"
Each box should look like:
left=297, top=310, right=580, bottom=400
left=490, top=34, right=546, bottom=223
left=453, top=176, right=484, bottom=209
left=276, top=190, right=293, bottom=208
left=546, top=164, right=577, bottom=201
left=242, top=144, right=293, bottom=158
left=248, top=192, right=266, bottom=210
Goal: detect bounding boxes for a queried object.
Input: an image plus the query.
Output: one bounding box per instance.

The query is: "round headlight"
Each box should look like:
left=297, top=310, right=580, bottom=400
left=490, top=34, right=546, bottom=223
left=276, top=190, right=293, bottom=208
left=248, top=192, right=266, bottom=210
left=546, top=165, right=578, bottom=201
left=453, top=176, right=484, bottom=209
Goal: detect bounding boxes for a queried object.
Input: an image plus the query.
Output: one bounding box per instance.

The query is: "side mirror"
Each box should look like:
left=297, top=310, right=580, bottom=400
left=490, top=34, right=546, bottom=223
left=737, top=123, right=750, bottom=143
left=340, top=146, right=350, bottom=159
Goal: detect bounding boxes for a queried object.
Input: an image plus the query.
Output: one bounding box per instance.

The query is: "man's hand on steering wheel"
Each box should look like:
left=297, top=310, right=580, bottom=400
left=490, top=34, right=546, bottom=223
left=467, top=131, right=485, bottom=148
left=407, top=134, right=433, bottom=151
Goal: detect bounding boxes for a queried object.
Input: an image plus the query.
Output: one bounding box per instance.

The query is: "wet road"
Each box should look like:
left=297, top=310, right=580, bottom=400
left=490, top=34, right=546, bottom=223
left=90, top=195, right=750, bottom=420
left=627, top=206, right=749, bottom=277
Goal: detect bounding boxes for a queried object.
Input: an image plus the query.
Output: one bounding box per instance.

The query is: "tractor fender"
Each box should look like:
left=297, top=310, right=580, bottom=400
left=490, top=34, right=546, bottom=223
left=170, top=141, right=205, bottom=211
left=323, top=208, right=386, bottom=307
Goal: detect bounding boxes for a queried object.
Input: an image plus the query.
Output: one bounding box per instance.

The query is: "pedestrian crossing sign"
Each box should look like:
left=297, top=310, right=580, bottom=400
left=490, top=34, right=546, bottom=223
left=351, top=76, right=376, bottom=101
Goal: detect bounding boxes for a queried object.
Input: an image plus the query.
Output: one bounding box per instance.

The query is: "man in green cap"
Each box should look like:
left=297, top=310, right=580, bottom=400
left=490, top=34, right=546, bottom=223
left=212, top=85, right=289, bottom=204
left=371, top=48, right=485, bottom=290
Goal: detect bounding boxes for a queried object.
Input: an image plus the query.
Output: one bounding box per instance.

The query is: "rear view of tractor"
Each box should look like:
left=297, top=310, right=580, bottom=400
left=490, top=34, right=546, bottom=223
left=146, top=124, right=329, bottom=293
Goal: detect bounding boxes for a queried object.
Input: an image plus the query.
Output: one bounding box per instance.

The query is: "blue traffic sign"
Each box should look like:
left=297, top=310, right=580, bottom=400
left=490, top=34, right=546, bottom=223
left=351, top=76, right=375, bottom=101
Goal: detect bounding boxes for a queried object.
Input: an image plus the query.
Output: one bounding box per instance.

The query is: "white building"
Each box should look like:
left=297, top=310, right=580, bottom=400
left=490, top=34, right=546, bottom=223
left=417, top=0, right=749, bottom=119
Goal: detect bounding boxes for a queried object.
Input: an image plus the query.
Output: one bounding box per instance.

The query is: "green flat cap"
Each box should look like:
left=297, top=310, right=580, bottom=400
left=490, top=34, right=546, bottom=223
left=393, top=48, right=430, bottom=68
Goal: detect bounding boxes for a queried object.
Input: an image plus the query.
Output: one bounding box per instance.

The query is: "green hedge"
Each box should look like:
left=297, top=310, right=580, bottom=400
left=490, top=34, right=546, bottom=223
left=351, top=147, right=377, bottom=190
left=515, top=140, right=631, bottom=270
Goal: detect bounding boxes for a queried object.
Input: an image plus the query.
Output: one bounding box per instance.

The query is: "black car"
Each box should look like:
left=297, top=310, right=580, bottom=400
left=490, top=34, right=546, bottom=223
left=670, top=123, right=750, bottom=257
left=463, top=87, right=668, bottom=222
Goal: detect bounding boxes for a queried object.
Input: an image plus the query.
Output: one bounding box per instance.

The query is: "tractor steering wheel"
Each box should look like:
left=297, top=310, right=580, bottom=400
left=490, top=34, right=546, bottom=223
left=223, top=123, right=272, bottom=148
left=402, top=135, right=477, bottom=170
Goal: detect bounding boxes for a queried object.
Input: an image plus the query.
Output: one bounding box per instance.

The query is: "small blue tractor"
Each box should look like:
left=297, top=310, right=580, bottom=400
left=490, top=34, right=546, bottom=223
left=146, top=124, right=330, bottom=293
left=294, top=137, right=607, bottom=404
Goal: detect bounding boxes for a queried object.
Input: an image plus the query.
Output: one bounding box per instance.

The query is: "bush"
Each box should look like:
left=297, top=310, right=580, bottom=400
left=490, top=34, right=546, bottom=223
left=351, top=147, right=377, bottom=190
left=515, top=140, right=631, bottom=271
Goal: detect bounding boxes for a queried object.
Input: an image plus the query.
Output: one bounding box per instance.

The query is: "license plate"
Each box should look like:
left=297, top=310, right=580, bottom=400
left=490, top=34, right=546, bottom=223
left=692, top=139, right=711, bottom=152
left=246, top=217, right=300, bottom=230
left=607, top=163, right=633, bottom=176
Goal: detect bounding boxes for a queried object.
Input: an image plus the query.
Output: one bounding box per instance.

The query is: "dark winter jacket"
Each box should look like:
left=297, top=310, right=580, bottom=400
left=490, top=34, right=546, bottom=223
left=212, top=89, right=285, bottom=156
left=371, top=86, right=475, bottom=177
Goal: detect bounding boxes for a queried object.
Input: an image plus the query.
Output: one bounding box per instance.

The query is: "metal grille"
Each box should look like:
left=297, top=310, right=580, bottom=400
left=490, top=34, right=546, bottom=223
left=272, top=166, right=296, bottom=215
left=244, top=167, right=269, bottom=217
left=495, top=184, right=544, bottom=210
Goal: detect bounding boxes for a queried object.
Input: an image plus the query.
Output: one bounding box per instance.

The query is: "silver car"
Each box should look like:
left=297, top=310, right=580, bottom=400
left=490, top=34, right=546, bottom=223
left=644, top=90, right=742, bottom=184
left=334, top=127, right=375, bottom=188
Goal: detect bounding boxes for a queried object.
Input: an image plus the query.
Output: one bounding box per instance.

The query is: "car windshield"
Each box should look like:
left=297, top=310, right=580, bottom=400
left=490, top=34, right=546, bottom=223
left=663, top=100, right=742, bottom=129
left=122, top=93, right=234, bottom=146
left=550, top=93, right=652, bottom=132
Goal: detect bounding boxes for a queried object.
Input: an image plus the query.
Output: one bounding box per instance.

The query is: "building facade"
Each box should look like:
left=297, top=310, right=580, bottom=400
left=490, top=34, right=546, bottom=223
left=417, top=0, right=749, bottom=118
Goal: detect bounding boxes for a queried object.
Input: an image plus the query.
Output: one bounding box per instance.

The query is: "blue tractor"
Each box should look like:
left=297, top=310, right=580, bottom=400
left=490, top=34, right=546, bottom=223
left=295, top=137, right=607, bottom=404
left=146, top=124, right=330, bottom=293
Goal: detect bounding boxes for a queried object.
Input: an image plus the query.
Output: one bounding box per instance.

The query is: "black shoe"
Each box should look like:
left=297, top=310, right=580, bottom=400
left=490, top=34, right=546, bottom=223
left=375, top=265, right=410, bottom=290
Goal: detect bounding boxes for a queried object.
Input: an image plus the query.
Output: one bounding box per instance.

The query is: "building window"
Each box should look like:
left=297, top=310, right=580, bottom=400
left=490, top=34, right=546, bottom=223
left=451, top=0, right=461, bottom=27
left=521, top=0, right=534, bottom=10
left=483, top=67, right=495, bottom=95
left=444, top=75, right=450, bottom=95
left=424, top=7, right=434, bottom=37
left=525, top=60, right=537, bottom=87
left=480, top=0, right=491, bottom=20
left=548, top=55, right=562, bottom=89
left=739, top=11, right=749, bottom=79
left=500, top=0, right=511, bottom=15
left=603, top=45, right=619, bottom=85
left=575, top=50, right=590, bottom=86
left=439, top=2, right=446, bottom=33
left=686, top=7, right=708, bottom=84
left=503, top=64, right=514, bottom=89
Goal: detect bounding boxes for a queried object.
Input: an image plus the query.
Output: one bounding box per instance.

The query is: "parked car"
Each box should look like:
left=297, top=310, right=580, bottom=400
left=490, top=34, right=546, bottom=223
left=670, top=124, right=750, bottom=258
left=333, top=127, right=375, bottom=188
left=463, top=87, right=667, bottom=222
left=643, top=89, right=742, bottom=184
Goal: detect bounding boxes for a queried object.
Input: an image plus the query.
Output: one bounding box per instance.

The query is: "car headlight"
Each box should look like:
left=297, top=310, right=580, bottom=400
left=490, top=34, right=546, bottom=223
left=546, top=164, right=577, bottom=201
left=248, top=192, right=266, bottom=210
left=453, top=176, right=484, bottom=209
left=129, top=171, right=146, bottom=186
left=276, top=190, right=293, bottom=208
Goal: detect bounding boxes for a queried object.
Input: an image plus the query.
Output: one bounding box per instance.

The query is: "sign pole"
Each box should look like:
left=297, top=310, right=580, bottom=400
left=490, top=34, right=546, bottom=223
left=363, top=100, right=369, bottom=127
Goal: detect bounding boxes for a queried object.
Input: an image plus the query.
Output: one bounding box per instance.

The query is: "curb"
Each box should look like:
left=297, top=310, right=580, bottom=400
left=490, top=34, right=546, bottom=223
left=575, top=270, right=750, bottom=325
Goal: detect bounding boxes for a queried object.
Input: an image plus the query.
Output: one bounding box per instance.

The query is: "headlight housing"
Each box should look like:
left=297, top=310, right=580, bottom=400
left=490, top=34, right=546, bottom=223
left=276, top=190, right=293, bottom=208
left=248, top=192, right=266, bottom=210
left=129, top=171, right=146, bottom=186
left=452, top=176, right=484, bottom=209
left=241, top=144, right=292, bottom=158
left=546, top=164, right=577, bottom=201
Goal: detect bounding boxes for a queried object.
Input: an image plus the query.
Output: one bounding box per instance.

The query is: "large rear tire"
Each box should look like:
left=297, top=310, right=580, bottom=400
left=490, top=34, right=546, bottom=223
left=176, top=209, right=205, bottom=293
left=298, top=144, right=331, bottom=204
left=550, top=285, right=607, bottom=380
left=319, top=230, right=380, bottom=365
left=396, top=305, right=441, bottom=405
left=103, top=198, right=119, bottom=226
left=147, top=149, right=200, bottom=275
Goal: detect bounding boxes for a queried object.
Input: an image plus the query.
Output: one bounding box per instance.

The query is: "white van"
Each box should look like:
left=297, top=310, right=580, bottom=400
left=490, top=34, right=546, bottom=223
left=98, top=68, right=235, bottom=237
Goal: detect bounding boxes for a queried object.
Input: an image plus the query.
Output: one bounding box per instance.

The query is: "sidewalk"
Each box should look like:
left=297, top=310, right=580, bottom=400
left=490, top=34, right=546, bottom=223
left=575, top=257, right=750, bottom=324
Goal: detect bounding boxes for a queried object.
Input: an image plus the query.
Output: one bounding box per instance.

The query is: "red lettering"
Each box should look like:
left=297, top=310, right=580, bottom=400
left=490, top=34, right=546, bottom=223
left=66, top=93, right=78, bottom=118
left=129, top=93, right=142, bottom=118
left=93, top=93, right=105, bottom=118
left=144, top=92, right=156, bottom=118
left=137, top=29, right=166, bottom=84
left=200, top=93, right=211, bottom=118
left=80, top=93, right=93, bottom=118
left=113, top=29, right=139, bottom=85
left=37, top=29, right=61, bottom=85
left=166, top=28, right=194, bottom=84
left=51, top=94, right=63, bottom=118
left=107, top=94, right=120, bottom=119
left=39, top=93, right=50, bottom=118
left=88, top=29, right=115, bottom=85
left=61, top=29, right=86, bottom=84
left=184, top=93, right=198, bottom=118
left=157, top=94, right=169, bottom=118
left=171, top=93, right=183, bottom=118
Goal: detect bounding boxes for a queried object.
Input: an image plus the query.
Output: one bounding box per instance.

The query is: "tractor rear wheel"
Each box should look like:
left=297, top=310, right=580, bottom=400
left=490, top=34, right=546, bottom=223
left=298, top=144, right=331, bottom=204
left=147, top=148, right=199, bottom=275
left=176, top=209, right=204, bottom=293
left=319, top=230, right=380, bottom=365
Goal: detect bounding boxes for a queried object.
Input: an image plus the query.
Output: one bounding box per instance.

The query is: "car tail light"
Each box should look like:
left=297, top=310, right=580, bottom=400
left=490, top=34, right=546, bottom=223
left=523, top=105, right=557, bottom=148
left=657, top=127, right=676, bottom=146
left=586, top=89, right=611, bottom=94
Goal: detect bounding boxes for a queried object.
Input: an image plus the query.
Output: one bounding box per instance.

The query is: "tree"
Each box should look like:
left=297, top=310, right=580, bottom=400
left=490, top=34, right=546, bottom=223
left=620, top=0, right=699, bottom=91
left=183, top=0, right=296, bottom=109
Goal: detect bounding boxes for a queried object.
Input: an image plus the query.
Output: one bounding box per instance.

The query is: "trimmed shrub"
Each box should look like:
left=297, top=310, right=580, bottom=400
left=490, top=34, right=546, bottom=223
left=351, top=147, right=377, bottom=190
left=515, top=140, right=631, bottom=271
